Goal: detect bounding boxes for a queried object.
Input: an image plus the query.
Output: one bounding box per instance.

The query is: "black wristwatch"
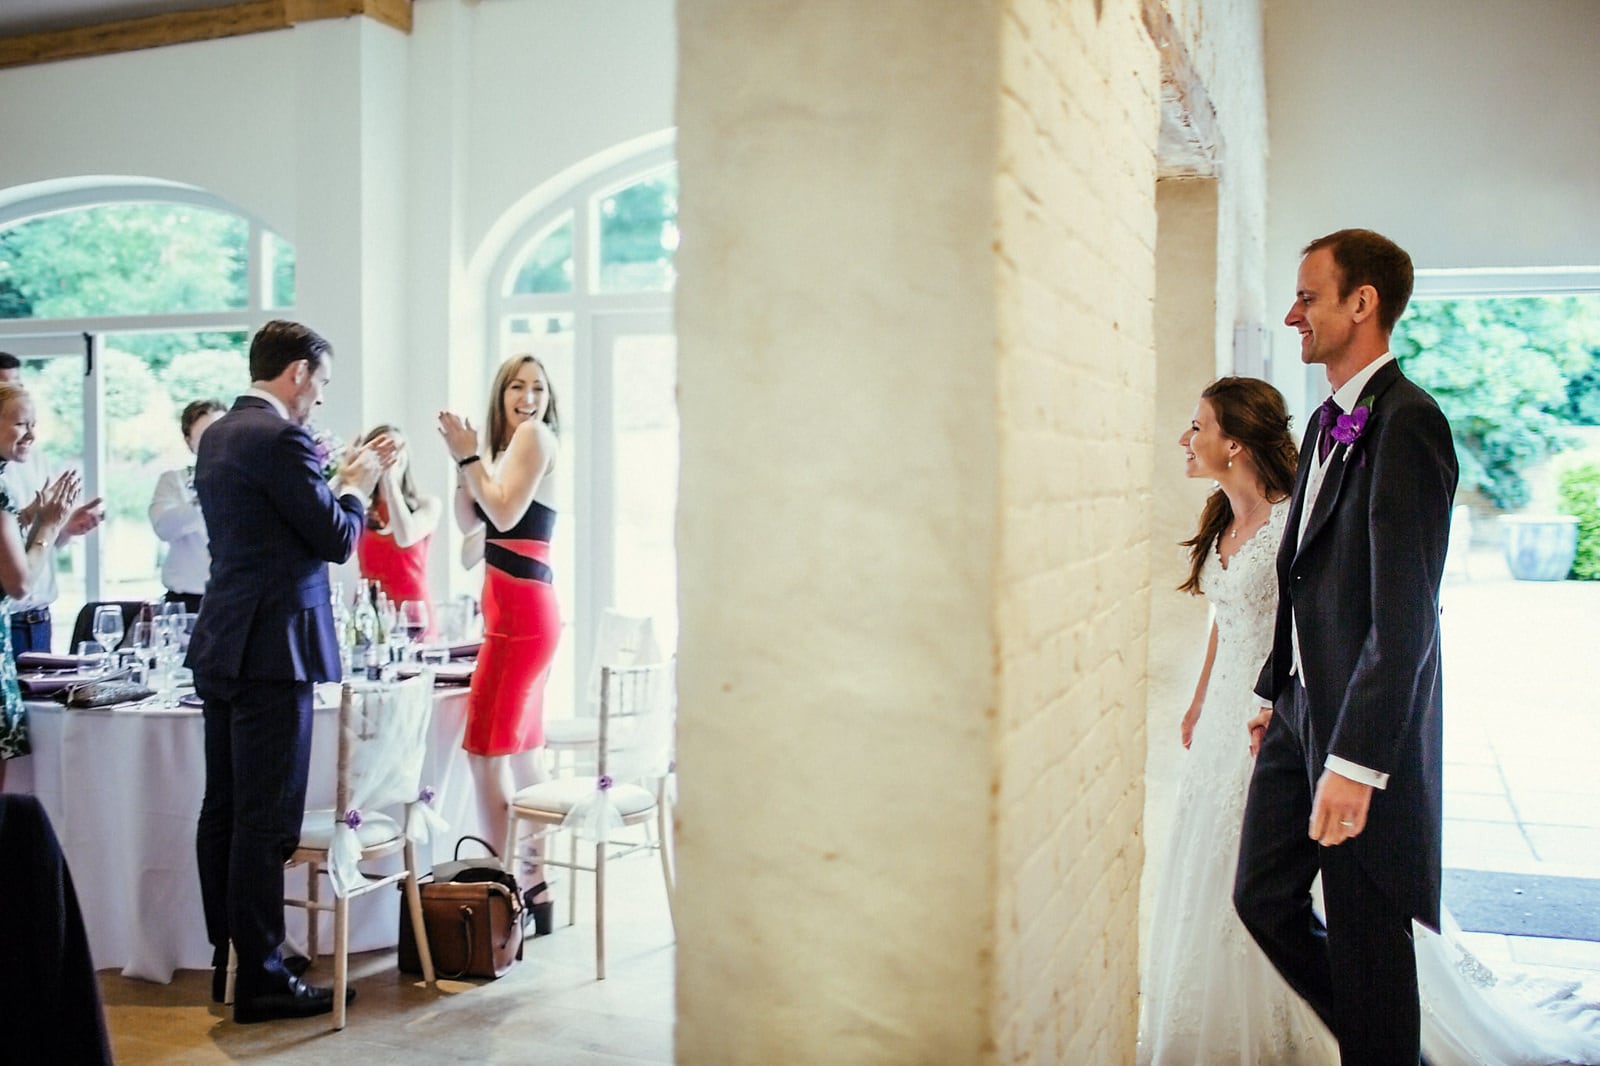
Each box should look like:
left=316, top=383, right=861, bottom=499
left=457, top=454, right=481, bottom=469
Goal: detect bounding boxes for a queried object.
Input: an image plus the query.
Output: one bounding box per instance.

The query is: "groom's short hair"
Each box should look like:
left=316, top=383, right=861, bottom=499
left=1303, top=229, right=1414, bottom=335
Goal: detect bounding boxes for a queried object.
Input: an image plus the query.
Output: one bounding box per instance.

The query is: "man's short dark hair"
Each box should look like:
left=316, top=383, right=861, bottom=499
left=248, top=320, right=332, bottom=383
left=1302, top=229, right=1414, bottom=334
left=0, top=352, right=21, bottom=372
left=180, top=398, right=227, bottom=440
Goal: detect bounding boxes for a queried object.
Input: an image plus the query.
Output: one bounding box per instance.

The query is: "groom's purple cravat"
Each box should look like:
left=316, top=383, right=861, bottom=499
left=1316, top=396, right=1343, bottom=463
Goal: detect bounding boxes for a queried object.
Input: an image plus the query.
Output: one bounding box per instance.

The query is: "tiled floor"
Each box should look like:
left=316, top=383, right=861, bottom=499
left=100, top=850, right=676, bottom=1064
left=1439, top=548, right=1600, bottom=980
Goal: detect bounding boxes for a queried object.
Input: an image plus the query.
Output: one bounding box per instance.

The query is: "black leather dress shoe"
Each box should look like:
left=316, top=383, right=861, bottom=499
left=212, top=956, right=310, bottom=1004
left=232, top=976, right=354, bottom=1024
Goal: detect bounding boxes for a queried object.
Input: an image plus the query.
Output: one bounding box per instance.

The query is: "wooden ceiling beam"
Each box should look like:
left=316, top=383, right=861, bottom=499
left=0, top=0, right=412, bottom=71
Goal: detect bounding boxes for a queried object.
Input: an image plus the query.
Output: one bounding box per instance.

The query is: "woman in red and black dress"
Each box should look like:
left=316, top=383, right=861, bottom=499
left=355, top=424, right=441, bottom=630
left=437, top=354, right=561, bottom=929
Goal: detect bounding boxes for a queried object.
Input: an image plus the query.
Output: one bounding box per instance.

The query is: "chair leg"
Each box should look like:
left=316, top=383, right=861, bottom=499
left=595, top=839, right=607, bottom=981
left=656, top=787, right=677, bottom=934
left=332, top=896, right=349, bottom=1031
left=305, top=862, right=321, bottom=963
left=403, top=839, right=436, bottom=985
left=567, top=828, right=578, bottom=927
left=224, top=942, right=237, bottom=1005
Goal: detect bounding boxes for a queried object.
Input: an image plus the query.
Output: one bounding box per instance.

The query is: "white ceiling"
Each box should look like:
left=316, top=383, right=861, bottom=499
left=0, top=1, right=239, bottom=37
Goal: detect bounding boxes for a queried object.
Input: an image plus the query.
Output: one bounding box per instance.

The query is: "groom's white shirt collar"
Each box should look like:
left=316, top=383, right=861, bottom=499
left=243, top=387, right=289, bottom=420
left=1328, top=351, right=1393, bottom=417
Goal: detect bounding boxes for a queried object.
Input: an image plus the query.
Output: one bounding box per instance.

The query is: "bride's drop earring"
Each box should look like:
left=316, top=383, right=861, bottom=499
left=1227, top=458, right=1233, bottom=468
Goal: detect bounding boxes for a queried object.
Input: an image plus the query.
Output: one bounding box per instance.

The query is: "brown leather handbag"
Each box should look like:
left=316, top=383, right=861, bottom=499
left=398, top=837, right=524, bottom=980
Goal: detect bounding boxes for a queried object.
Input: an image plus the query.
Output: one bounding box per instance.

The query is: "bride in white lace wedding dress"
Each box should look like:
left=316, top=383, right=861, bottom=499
left=1140, top=378, right=1600, bottom=1066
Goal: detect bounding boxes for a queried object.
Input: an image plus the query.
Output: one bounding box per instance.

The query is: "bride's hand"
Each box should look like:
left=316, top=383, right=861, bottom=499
left=1180, top=702, right=1202, bottom=749
left=1246, top=705, right=1272, bottom=757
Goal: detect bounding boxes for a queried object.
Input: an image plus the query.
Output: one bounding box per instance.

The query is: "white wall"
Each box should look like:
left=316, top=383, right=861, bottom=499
left=1264, top=0, right=1600, bottom=410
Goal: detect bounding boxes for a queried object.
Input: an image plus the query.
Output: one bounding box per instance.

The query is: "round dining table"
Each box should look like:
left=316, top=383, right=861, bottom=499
left=8, top=681, right=483, bottom=983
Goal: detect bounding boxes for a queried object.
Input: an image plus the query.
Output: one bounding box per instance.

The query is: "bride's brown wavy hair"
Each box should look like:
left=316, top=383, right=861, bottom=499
left=1178, top=376, right=1299, bottom=595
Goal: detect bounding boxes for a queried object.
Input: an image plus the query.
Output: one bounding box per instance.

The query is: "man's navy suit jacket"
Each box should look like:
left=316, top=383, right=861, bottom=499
left=185, top=395, right=362, bottom=682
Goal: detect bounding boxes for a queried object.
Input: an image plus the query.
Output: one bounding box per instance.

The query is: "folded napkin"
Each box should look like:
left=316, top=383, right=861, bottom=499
left=16, top=651, right=101, bottom=672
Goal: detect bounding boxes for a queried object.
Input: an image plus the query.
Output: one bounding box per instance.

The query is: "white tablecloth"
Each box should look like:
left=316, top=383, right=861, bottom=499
left=8, top=683, right=483, bottom=983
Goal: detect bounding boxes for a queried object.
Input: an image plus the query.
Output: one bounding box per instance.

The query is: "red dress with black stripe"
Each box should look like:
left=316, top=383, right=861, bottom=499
left=463, top=498, right=561, bottom=756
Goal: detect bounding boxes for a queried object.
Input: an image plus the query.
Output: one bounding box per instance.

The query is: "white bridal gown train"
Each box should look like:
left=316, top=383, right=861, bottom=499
left=1139, top=499, right=1600, bottom=1066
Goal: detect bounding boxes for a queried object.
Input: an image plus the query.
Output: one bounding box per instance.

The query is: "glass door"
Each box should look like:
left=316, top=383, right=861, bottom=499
left=594, top=314, right=678, bottom=655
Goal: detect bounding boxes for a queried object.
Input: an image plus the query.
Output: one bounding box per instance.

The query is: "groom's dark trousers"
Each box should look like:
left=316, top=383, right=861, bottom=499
left=1236, top=678, right=1421, bottom=1065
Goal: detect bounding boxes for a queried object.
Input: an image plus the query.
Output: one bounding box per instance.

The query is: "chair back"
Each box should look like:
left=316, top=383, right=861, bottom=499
left=326, top=672, right=436, bottom=894
left=596, top=659, right=675, bottom=783
left=585, top=610, right=663, bottom=706
left=335, top=672, right=435, bottom=820
left=67, top=600, right=145, bottom=652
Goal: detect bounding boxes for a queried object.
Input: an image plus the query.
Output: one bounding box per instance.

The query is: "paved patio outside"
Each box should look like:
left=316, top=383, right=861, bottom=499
left=1440, top=546, right=1600, bottom=980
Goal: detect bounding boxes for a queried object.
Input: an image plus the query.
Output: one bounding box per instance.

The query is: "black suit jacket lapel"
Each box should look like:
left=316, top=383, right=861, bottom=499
left=1295, top=360, right=1405, bottom=561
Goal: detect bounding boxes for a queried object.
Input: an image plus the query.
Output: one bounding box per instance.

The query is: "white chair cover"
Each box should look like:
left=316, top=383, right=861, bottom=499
left=561, top=660, right=675, bottom=844
left=326, top=674, right=442, bottom=896
left=585, top=611, right=663, bottom=704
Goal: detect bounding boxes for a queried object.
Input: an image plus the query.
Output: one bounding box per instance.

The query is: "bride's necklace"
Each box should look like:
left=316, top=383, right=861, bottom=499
left=1228, top=496, right=1272, bottom=539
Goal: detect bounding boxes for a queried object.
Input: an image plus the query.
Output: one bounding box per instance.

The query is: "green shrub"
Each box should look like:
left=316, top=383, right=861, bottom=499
left=1557, top=462, right=1600, bottom=580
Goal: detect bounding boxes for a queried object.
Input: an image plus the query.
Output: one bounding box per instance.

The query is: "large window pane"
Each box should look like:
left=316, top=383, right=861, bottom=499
left=265, top=230, right=297, bottom=309
left=0, top=203, right=249, bottom=319
left=508, top=214, right=574, bottom=295
left=100, top=333, right=248, bottom=601
left=611, top=333, right=679, bottom=650
left=596, top=170, right=678, bottom=294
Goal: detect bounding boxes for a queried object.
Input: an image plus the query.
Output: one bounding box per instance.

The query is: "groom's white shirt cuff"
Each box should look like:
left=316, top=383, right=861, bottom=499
left=1326, top=755, right=1389, bottom=789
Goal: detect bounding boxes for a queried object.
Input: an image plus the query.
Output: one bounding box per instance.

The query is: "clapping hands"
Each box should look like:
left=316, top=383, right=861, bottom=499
left=339, top=435, right=399, bottom=498
left=436, top=411, right=479, bottom=465
left=27, top=470, right=90, bottom=539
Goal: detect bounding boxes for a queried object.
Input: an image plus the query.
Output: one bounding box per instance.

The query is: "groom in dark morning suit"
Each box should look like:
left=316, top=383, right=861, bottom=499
left=1233, top=230, right=1458, bottom=1064
left=188, top=320, right=392, bottom=1023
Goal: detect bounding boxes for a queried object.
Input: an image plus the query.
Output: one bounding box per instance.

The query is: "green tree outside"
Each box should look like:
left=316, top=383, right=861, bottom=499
left=1393, top=296, right=1600, bottom=508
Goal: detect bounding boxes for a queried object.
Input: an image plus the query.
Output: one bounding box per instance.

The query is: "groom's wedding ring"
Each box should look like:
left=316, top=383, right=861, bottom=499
left=1338, top=820, right=1356, bottom=827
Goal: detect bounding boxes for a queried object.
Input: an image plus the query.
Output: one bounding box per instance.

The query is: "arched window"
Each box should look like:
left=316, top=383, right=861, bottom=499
left=485, top=141, right=679, bottom=708
left=0, top=179, right=293, bottom=639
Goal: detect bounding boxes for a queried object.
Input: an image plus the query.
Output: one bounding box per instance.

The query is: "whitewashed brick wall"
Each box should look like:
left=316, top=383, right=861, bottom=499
left=992, top=2, right=1161, bottom=1060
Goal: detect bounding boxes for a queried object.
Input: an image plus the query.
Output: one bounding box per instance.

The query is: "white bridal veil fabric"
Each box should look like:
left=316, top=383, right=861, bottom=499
left=1139, top=499, right=1600, bottom=1066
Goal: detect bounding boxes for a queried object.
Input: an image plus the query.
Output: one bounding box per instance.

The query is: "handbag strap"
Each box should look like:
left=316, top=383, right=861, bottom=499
left=454, top=834, right=501, bottom=861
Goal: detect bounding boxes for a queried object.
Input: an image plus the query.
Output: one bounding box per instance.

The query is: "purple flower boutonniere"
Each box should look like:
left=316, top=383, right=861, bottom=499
left=310, top=427, right=344, bottom=482
left=1331, top=396, right=1375, bottom=465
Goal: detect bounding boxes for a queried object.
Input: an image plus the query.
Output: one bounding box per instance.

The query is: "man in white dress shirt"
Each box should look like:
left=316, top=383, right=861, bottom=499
left=148, top=398, right=227, bottom=612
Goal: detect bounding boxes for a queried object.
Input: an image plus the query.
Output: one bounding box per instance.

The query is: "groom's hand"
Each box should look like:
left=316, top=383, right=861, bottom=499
left=1310, top=770, right=1373, bottom=846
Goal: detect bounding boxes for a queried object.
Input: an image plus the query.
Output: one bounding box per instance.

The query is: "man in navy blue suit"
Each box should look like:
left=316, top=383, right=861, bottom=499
left=1235, top=230, right=1458, bottom=1064
left=188, top=320, right=392, bottom=1023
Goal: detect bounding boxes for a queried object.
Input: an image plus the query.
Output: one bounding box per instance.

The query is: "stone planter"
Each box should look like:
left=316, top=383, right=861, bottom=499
left=1497, top=515, right=1579, bottom=581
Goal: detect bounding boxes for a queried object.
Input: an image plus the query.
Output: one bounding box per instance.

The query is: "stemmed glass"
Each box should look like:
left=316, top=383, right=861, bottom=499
left=92, top=605, right=125, bottom=653
left=400, top=601, right=430, bottom=660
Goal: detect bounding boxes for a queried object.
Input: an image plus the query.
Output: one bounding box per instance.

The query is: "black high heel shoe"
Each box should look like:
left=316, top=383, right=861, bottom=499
left=522, top=881, right=554, bottom=937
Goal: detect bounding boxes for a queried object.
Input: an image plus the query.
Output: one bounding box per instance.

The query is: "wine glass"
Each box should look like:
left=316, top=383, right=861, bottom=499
left=157, top=599, right=185, bottom=633
left=92, top=605, right=125, bottom=653
left=400, top=601, right=430, bottom=659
